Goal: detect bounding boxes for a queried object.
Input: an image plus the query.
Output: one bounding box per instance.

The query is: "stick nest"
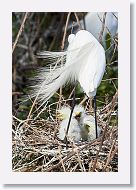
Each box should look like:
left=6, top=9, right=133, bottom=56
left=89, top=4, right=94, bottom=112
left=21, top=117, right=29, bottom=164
left=12, top=95, right=118, bottom=172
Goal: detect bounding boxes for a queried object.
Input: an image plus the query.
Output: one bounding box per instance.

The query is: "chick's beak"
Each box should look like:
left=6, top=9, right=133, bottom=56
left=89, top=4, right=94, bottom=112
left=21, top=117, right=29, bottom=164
left=56, top=112, right=64, bottom=120
left=75, top=112, right=81, bottom=120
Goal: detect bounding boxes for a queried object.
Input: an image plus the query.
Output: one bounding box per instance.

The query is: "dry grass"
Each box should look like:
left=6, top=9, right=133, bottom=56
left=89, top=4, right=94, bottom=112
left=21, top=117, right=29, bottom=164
left=12, top=93, right=118, bottom=172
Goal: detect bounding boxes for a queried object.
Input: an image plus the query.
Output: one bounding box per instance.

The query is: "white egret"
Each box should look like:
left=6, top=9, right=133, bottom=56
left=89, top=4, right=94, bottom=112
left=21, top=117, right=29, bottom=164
left=73, top=105, right=101, bottom=141
left=32, top=30, right=105, bottom=106
left=81, top=115, right=101, bottom=141
left=56, top=106, right=71, bottom=120
left=73, top=104, right=85, bottom=119
left=57, top=106, right=81, bottom=142
left=57, top=105, right=101, bottom=142
left=30, top=29, right=106, bottom=146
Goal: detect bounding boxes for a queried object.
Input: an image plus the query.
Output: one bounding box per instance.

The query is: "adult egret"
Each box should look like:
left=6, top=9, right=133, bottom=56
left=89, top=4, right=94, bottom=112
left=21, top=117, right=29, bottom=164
left=31, top=29, right=106, bottom=146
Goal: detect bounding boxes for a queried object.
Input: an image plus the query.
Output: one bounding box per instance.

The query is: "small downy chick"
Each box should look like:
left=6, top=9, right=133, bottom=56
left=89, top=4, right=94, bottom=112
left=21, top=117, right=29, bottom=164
left=72, top=105, right=101, bottom=141
left=58, top=118, right=81, bottom=142
left=57, top=106, right=71, bottom=120
left=73, top=105, right=85, bottom=120
left=57, top=106, right=81, bottom=142
left=81, top=115, right=101, bottom=141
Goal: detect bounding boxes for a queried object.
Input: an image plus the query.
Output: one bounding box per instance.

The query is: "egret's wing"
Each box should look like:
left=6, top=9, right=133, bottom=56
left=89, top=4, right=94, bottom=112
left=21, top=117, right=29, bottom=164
left=93, top=46, right=106, bottom=89
left=29, top=30, right=103, bottom=107
left=29, top=43, right=93, bottom=108
left=78, top=41, right=105, bottom=97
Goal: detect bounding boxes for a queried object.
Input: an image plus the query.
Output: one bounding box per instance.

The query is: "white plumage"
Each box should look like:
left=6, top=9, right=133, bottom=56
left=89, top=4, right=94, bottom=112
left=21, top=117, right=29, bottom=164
left=73, top=105, right=101, bottom=141
left=58, top=118, right=81, bottom=142
left=57, top=106, right=71, bottom=120
left=31, top=30, right=106, bottom=107
left=57, top=105, right=101, bottom=142
left=81, top=115, right=101, bottom=141
left=57, top=106, right=81, bottom=142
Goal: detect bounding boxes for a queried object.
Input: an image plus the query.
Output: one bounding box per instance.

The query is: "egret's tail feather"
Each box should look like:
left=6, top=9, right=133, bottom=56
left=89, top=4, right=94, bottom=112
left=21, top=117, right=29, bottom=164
left=29, top=43, right=95, bottom=107
left=30, top=66, right=67, bottom=108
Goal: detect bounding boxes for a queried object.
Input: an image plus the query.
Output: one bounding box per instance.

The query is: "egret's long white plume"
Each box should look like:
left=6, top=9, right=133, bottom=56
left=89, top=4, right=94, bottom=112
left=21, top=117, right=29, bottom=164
left=30, top=30, right=106, bottom=106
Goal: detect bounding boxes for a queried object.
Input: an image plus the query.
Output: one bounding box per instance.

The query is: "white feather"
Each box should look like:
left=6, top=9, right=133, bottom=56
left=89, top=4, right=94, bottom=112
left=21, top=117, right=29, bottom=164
left=57, top=105, right=101, bottom=142
left=58, top=118, right=81, bottom=142
left=82, top=115, right=101, bottom=141
left=30, top=30, right=106, bottom=106
left=72, top=105, right=101, bottom=141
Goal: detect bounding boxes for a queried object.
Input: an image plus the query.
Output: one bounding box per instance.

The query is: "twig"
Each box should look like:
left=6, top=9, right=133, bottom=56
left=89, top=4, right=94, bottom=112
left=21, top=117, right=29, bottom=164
left=92, top=124, right=108, bottom=171
left=74, top=13, right=82, bottom=30
left=102, top=91, right=118, bottom=119
left=12, top=12, right=29, bottom=54
left=79, top=96, right=88, bottom=105
left=92, top=90, right=118, bottom=171
left=49, top=13, right=64, bottom=51
left=97, top=13, right=117, bottom=46
left=61, top=12, right=71, bottom=50
left=103, top=139, right=116, bottom=171
left=99, top=12, right=107, bottom=44
left=58, top=145, right=66, bottom=172
left=75, top=148, right=85, bottom=172
left=45, top=137, right=101, bottom=172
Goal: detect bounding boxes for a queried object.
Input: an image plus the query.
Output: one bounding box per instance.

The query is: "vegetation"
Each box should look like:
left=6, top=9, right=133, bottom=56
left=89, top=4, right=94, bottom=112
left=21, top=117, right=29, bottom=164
left=12, top=12, right=118, bottom=172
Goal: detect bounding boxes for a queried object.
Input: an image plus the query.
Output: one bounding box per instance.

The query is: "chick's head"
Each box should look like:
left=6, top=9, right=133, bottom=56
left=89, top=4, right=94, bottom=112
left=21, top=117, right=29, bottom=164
left=73, top=105, right=85, bottom=121
left=56, top=106, right=71, bottom=120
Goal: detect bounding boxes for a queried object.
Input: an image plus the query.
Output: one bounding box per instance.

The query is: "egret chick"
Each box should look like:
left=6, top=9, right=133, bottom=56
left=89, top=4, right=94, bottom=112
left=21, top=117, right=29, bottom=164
left=82, top=115, right=101, bottom=141
left=73, top=105, right=89, bottom=141
left=58, top=118, right=81, bottom=142
left=73, top=105, right=85, bottom=119
left=72, top=105, right=101, bottom=141
left=57, top=106, right=81, bottom=142
left=57, top=106, right=71, bottom=120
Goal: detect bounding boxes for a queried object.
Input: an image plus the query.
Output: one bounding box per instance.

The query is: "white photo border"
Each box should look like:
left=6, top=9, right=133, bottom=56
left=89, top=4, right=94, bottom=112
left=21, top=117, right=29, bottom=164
left=0, top=0, right=130, bottom=184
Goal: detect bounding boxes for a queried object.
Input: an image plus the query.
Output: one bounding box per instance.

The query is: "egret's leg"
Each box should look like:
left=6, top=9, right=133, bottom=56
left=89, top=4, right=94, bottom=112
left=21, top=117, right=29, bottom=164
left=64, top=86, right=76, bottom=148
left=94, top=95, right=98, bottom=138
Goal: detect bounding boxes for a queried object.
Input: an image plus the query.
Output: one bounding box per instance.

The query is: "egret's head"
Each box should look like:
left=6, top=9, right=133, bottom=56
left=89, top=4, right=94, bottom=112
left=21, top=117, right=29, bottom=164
left=56, top=106, right=71, bottom=120
left=73, top=105, right=85, bottom=120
